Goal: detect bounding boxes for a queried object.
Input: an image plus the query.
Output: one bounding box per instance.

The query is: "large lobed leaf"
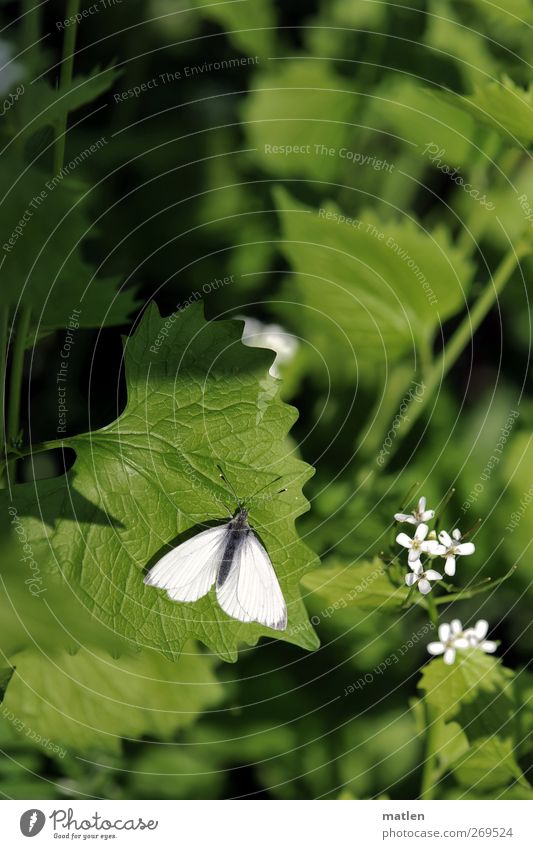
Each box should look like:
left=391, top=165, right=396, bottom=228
left=0, top=644, right=222, bottom=755
left=5, top=303, right=320, bottom=661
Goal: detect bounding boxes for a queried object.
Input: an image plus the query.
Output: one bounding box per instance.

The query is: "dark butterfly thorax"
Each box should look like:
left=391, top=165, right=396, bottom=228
left=216, top=507, right=251, bottom=587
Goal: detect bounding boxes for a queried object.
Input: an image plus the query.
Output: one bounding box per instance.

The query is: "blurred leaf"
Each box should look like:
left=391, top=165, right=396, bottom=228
left=18, top=67, right=121, bottom=137
left=419, top=653, right=530, bottom=791
left=368, top=78, right=479, bottom=169
left=302, top=557, right=408, bottom=611
left=439, top=76, right=533, bottom=145
left=426, top=0, right=498, bottom=88
left=274, top=188, right=474, bottom=378
left=0, top=666, right=14, bottom=702
left=418, top=652, right=512, bottom=721
left=1, top=644, right=223, bottom=755
left=190, top=0, right=276, bottom=55
left=6, top=303, right=319, bottom=661
left=0, top=153, right=138, bottom=332
left=242, top=59, right=356, bottom=179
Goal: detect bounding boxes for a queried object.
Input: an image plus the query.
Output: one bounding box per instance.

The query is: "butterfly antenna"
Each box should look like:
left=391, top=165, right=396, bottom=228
left=217, top=464, right=241, bottom=506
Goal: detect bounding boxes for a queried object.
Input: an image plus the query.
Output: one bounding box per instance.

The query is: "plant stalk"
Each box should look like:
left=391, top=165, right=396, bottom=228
left=420, top=699, right=439, bottom=800
left=6, top=306, right=32, bottom=482
left=53, top=0, right=81, bottom=175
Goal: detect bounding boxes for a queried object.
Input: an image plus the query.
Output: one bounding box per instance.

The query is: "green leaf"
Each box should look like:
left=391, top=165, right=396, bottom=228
left=302, top=557, right=409, bottom=611
left=0, top=667, right=14, bottom=703
left=6, top=303, right=320, bottom=661
left=0, top=153, right=138, bottom=332
left=367, top=79, right=480, bottom=170
left=0, top=644, right=222, bottom=755
left=18, top=67, right=121, bottom=138
left=242, top=59, right=357, bottom=178
left=189, top=0, right=276, bottom=55
left=418, top=651, right=512, bottom=721
left=420, top=653, right=530, bottom=792
left=438, top=76, right=533, bottom=146
left=274, top=188, right=474, bottom=378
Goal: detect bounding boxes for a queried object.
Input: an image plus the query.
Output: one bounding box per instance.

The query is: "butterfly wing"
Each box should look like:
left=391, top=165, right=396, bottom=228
left=144, top=525, right=228, bottom=602
left=216, top=531, right=287, bottom=630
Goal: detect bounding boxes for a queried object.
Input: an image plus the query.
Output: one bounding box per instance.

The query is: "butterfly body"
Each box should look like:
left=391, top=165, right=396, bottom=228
left=217, top=507, right=250, bottom=588
left=144, top=506, right=287, bottom=631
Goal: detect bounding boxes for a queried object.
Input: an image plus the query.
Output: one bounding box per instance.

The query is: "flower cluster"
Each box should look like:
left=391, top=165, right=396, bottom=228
left=394, top=495, right=498, bottom=666
left=395, top=496, right=475, bottom=594
left=427, top=619, right=497, bottom=665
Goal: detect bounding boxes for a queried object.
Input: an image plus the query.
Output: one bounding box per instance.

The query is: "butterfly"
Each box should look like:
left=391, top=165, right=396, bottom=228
left=144, top=467, right=288, bottom=631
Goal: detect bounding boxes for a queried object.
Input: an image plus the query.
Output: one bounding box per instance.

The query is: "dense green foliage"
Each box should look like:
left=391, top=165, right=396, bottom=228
left=0, top=0, right=531, bottom=800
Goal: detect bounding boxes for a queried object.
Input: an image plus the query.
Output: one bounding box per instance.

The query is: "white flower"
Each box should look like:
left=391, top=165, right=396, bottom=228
left=238, top=316, right=298, bottom=378
left=405, top=561, right=442, bottom=595
left=437, top=528, right=475, bottom=576
left=396, top=523, right=442, bottom=564
left=394, top=496, right=435, bottom=525
left=464, top=619, right=497, bottom=655
left=427, top=619, right=469, bottom=664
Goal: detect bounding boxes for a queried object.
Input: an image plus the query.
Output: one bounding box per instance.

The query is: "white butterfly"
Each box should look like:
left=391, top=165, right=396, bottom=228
left=144, top=504, right=287, bottom=631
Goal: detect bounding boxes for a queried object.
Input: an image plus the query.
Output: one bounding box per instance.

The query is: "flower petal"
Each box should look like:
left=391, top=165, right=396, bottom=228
left=421, top=509, right=435, bottom=521
left=415, top=523, right=429, bottom=541
left=444, top=555, right=456, bottom=576
left=481, top=640, right=497, bottom=653
left=394, top=512, right=413, bottom=523
left=396, top=532, right=412, bottom=548
left=418, top=578, right=432, bottom=594
left=427, top=642, right=444, bottom=655
left=452, top=528, right=462, bottom=541
left=438, top=623, right=451, bottom=642
left=405, top=572, right=418, bottom=587
left=438, top=530, right=452, bottom=547
left=408, top=548, right=422, bottom=563
left=443, top=647, right=456, bottom=665
left=456, top=542, right=475, bottom=556
left=450, top=619, right=463, bottom=634
left=418, top=496, right=427, bottom=513
left=453, top=638, right=469, bottom=649
left=422, top=541, right=445, bottom=556
left=474, top=619, right=489, bottom=639
left=425, top=569, right=442, bottom=581
left=409, top=559, right=423, bottom=574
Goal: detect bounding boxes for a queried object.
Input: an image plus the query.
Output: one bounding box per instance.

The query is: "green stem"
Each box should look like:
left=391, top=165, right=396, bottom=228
left=420, top=699, right=439, bottom=800
left=425, top=591, right=439, bottom=628
left=364, top=238, right=531, bottom=479
left=7, top=438, right=65, bottom=462
left=21, top=0, right=41, bottom=52
left=53, top=0, right=81, bottom=175
left=6, top=306, right=31, bottom=481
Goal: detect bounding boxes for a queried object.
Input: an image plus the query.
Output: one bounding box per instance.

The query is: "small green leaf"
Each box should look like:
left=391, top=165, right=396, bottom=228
left=6, top=303, right=320, bottom=661
left=18, top=67, right=122, bottom=138
left=418, top=651, right=512, bottom=721
left=437, top=76, right=533, bottom=145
